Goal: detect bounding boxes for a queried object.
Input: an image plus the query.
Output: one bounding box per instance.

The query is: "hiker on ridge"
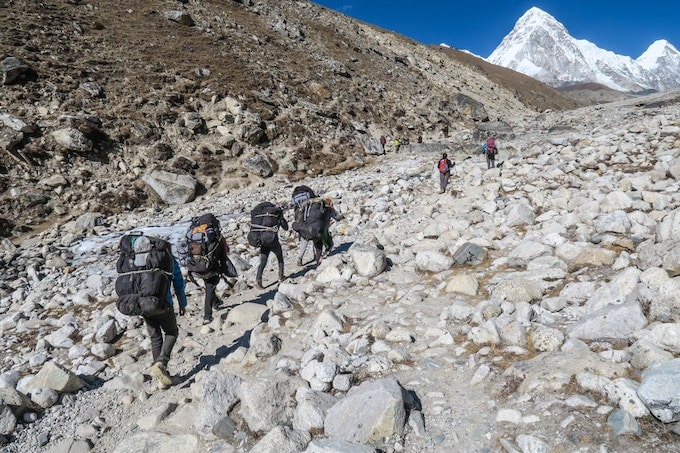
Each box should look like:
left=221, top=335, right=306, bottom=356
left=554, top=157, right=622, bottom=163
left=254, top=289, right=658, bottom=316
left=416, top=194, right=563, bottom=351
left=437, top=152, right=454, bottom=194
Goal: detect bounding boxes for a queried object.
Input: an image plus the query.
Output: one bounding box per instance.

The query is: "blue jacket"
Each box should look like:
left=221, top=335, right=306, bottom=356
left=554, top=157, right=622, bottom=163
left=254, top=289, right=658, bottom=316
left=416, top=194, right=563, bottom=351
left=166, top=256, right=188, bottom=309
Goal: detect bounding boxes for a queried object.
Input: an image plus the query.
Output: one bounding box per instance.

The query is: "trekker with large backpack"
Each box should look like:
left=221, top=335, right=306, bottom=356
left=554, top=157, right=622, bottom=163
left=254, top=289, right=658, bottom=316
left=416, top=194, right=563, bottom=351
left=115, top=233, right=187, bottom=390
left=178, top=213, right=237, bottom=324
left=292, top=196, right=340, bottom=265
left=437, top=152, right=453, bottom=194
left=485, top=136, right=498, bottom=170
left=247, top=202, right=288, bottom=289
left=291, top=185, right=316, bottom=266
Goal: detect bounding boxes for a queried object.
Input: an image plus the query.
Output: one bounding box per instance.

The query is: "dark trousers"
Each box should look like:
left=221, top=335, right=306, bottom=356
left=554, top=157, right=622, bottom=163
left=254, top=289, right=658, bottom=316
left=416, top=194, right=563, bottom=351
left=439, top=171, right=450, bottom=191
left=313, top=238, right=323, bottom=264
left=203, top=274, right=220, bottom=321
left=257, top=241, right=284, bottom=281
left=144, top=308, right=178, bottom=366
left=486, top=154, right=496, bottom=169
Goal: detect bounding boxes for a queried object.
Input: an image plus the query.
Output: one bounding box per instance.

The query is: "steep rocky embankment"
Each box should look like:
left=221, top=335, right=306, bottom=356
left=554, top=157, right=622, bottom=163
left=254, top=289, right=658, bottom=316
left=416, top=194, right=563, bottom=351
left=0, top=90, right=679, bottom=452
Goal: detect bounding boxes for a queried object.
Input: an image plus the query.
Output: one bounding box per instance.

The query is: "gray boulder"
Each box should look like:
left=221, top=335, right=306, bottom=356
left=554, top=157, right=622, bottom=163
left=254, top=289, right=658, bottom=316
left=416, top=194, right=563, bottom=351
left=454, top=94, right=488, bottom=122
left=142, top=169, right=197, bottom=204
left=651, top=277, right=680, bottom=322
left=239, top=376, right=300, bottom=434
left=656, top=208, right=680, bottom=242
left=324, top=378, right=406, bottom=444
left=1, top=57, right=29, bottom=85
left=0, top=128, right=23, bottom=152
left=241, top=152, right=273, bottom=177
left=294, top=388, right=337, bottom=432
left=195, top=371, right=242, bottom=434
left=164, top=11, right=195, bottom=26
left=0, top=388, right=37, bottom=415
left=0, top=405, right=16, bottom=436
left=567, top=302, right=648, bottom=342
left=46, top=438, right=93, bottom=453
left=249, top=425, right=311, bottom=453
left=52, top=128, right=93, bottom=152
left=358, top=135, right=384, bottom=156
left=637, top=359, right=680, bottom=423
left=452, top=242, right=487, bottom=265
left=414, top=250, right=452, bottom=272
left=607, top=409, right=641, bottom=436
left=25, top=361, right=84, bottom=394
left=349, top=243, right=387, bottom=277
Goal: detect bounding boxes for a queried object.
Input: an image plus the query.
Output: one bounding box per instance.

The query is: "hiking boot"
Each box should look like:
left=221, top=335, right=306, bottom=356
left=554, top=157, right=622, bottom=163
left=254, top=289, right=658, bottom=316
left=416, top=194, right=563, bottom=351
left=202, top=318, right=212, bottom=325
left=278, top=270, right=285, bottom=282
left=149, top=362, right=172, bottom=389
left=255, top=279, right=263, bottom=289
left=297, top=257, right=303, bottom=266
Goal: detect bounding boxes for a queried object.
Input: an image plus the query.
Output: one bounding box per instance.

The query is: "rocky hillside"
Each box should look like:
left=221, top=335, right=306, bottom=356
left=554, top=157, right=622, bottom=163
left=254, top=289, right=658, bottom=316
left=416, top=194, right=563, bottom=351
left=1, top=0, right=582, bottom=240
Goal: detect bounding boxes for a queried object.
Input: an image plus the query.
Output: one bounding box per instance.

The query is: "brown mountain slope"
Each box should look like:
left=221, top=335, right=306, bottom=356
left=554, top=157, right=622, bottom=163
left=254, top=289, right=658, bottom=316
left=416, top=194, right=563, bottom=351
left=0, top=0, right=579, bottom=237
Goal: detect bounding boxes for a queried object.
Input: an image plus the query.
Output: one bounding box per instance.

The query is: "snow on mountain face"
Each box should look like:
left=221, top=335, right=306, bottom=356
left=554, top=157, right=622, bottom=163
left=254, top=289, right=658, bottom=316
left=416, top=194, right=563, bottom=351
left=487, top=7, right=680, bottom=93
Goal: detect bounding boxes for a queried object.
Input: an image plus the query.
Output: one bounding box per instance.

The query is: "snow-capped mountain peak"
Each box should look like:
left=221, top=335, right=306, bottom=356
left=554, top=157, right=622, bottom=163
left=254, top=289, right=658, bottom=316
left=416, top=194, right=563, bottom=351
left=516, top=6, right=564, bottom=30
left=637, top=39, right=680, bottom=70
left=486, top=8, right=680, bottom=93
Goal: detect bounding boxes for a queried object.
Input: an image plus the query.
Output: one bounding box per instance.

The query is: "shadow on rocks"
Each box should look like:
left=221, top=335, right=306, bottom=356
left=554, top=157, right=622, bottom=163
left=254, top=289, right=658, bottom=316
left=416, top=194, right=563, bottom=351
left=177, top=325, right=254, bottom=387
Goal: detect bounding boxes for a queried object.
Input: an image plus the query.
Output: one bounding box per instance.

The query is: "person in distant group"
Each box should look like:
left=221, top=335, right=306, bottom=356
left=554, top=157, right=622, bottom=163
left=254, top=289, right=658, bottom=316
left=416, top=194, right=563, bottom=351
left=437, top=152, right=454, bottom=194
left=393, top=138, right=401, bottom=152
left=484, top=136, right=498, bottom=169
left=379, top=135, right=386, bottom=152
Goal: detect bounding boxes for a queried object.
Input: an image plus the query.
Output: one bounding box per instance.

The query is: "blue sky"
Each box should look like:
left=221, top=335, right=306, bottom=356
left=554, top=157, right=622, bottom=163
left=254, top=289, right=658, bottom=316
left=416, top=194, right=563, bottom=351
left=313, top=0, right=680, bottom=59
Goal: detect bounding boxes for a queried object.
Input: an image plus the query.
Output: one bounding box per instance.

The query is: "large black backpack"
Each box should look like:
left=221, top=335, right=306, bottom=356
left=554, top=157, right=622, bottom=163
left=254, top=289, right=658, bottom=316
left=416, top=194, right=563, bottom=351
left=115, top=234, right=174, bottom=317
left=178, top=213, right=223, bottom=278
left=247, top=202, right=282, bottom=248
left=292, top=185, right=316, bottom=209
left=292, top=198, right=326, bottom=241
